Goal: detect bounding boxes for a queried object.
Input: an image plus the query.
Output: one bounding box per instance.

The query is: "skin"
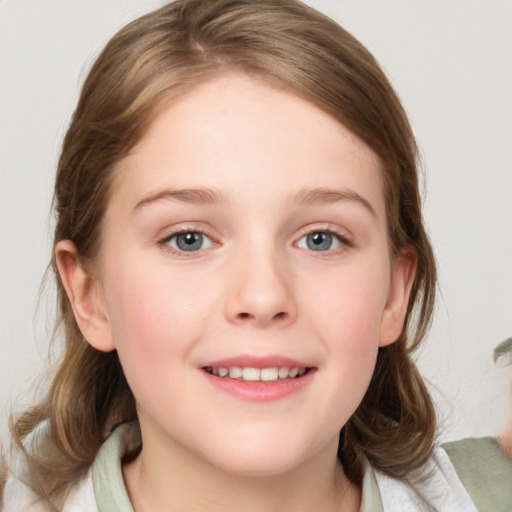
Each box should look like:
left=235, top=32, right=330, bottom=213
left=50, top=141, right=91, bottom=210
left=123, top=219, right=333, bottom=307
left=56, top=73, right=416, bottom=512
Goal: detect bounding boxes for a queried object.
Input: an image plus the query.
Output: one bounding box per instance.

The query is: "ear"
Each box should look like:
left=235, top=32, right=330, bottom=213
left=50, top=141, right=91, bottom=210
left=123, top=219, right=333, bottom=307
left=378, top=250, right=417, bottom=347
left=55, top=240, right=115, bottom=352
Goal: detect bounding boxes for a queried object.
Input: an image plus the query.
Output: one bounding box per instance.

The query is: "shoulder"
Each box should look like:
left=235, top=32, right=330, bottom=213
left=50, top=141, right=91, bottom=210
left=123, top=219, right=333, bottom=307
left=2, top=422, right=137, bottom=512
left=373, top=438, right=512, bottom=512
left=373, top=446, right=479, bottom=512
left=2, top=466, right=96, bottom=512
left=2, top=420, right=48, bottom=511
left=1, top=420, right=98, bottom=512
left=442, top=437, right=512, bottom=512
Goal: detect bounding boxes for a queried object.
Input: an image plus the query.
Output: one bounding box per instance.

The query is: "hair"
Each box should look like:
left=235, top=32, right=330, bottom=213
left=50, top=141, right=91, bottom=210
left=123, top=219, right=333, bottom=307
left=11, top=0, right=437, bottom=507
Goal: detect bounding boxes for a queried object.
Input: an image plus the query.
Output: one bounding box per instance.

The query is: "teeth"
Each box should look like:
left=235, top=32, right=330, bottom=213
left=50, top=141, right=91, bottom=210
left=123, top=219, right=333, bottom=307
left=205, top=366, right=308, bottom=381
left=260, top=367, right=278, bottom=381
left=242, top=367, right=260, bottom=381
left=288, top=368, right=299, bottom=378
left=278, top=367, right=290, bottom=379
left=229, top=366, right=243, bottom=379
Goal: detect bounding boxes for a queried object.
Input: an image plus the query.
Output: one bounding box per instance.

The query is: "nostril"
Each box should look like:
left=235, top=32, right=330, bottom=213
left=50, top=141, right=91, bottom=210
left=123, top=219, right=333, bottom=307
left=238, top=312, right=251, bottom=320
left=274, top=312, right=288, bottom=320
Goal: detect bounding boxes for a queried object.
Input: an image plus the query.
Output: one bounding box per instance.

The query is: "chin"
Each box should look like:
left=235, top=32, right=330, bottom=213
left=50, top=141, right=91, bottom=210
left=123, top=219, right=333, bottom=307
left=198, top=426, right=334, bottom=478
left=209, top=449, right=310, bottom=478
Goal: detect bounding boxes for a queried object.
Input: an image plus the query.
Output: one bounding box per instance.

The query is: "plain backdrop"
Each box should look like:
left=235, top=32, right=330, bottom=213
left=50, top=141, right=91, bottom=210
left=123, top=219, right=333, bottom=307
left=1, top=0, right=511, bottom=446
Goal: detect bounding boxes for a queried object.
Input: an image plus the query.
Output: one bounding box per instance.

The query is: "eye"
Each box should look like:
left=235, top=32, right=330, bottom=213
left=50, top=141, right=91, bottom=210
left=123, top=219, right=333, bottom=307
left=296, top=231, right=345, bottom=252
left=164, top=231, right=214, bottom=252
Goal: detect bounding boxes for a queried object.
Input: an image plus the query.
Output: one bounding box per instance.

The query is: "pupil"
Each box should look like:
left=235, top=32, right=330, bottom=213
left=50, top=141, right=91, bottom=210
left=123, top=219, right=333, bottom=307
left=312, top=233, right=326, bottom=244
left=177, top=232, right=202, bottom=251
left=307, top=232, right=331, bottom=251
left=184, top=233, right=197, bottom=244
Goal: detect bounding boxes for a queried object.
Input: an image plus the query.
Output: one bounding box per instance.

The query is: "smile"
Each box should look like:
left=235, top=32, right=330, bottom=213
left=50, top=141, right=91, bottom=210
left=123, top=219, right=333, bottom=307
left=203, top=366, right=309, bottom=381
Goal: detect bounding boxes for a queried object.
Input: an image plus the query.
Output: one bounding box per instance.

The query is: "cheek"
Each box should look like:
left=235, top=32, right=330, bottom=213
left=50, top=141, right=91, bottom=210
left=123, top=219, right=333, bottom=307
left=102, top=261, right=222, bottom=418
left=304, top=263, right=389, bottom=344
left=103, top=259, right=218, bottom=362
left=301, top=262, right=389, bottom=396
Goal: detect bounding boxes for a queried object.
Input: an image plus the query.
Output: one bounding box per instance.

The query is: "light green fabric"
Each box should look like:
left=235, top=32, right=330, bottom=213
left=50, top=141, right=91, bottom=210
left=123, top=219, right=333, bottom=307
left=359, top=460, right=384, bottom=511
left=92, top=424, right=136, bottom=512
left=442, top=437, right=512, bottom=512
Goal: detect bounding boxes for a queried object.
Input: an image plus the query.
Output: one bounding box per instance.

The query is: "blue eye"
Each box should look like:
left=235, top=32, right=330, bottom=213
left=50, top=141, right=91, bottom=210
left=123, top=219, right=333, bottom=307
left=166, top=232, right=213, bottom=252
left=297, top=231, right=343, bottom=251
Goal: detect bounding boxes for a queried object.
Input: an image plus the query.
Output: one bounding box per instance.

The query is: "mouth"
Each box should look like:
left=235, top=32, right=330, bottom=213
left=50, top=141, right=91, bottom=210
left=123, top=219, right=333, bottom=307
left=200, top=358, right=316, bottom=401
left=203, top=366, right=311, bottom=381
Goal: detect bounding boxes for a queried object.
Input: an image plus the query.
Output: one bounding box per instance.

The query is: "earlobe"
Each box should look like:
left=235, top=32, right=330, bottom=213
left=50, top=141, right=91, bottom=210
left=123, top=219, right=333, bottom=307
left=55, top=240, right=115, bottom=352
left=378, top=250, right=417, bottom=347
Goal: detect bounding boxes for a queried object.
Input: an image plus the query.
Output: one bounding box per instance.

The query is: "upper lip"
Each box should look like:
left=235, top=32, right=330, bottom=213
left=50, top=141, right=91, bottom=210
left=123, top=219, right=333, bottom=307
left=200, top=355, right=313, bottom=369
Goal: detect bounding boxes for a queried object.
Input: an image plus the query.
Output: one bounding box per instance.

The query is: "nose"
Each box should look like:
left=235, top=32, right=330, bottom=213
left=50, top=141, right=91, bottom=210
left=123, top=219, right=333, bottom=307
left=224, top=244, right=297, bottom=328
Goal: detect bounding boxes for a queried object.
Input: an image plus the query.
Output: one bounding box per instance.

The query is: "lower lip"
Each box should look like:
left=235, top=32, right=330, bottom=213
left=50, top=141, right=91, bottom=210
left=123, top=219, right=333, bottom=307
left=201, top=369, right=315, bottom=402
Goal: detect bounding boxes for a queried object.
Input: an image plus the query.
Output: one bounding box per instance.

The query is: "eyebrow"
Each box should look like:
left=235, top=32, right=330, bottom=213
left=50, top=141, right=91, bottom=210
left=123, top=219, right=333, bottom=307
left=134, top=187, right=231, bottom=211
left=292, top=187, right=376, bottom=217
left=133, top=185, right=376, bottom=217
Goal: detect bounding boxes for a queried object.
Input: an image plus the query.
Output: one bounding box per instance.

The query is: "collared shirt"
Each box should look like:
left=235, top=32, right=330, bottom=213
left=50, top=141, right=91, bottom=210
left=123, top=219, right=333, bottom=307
left=65, top=424, right=474, bottom=512
left=8, top=422, right=511, bottom=511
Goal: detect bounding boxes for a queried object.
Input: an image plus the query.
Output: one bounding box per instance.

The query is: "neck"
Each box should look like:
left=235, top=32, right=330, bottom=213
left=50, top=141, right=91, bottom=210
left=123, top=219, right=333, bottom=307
left=123, top=429, right=360, bottom=512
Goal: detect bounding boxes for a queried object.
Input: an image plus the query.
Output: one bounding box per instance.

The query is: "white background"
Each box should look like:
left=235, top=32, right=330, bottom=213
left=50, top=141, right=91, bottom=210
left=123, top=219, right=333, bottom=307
left=1, top=0, right=511, bottom=446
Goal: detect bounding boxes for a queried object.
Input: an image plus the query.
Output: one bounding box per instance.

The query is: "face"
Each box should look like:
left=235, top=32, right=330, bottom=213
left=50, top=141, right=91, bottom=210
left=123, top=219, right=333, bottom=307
left=61, top=74, right=414, bottom=477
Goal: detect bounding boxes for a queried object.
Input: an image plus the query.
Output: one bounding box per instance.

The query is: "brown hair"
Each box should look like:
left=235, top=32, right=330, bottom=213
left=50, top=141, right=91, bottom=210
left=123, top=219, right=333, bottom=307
left=12, top=0, right=436, bottom=506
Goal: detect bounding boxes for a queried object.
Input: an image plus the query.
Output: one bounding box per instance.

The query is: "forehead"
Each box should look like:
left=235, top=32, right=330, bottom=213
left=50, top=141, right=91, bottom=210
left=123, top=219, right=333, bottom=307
left=112, top=73, right=385, bottom=217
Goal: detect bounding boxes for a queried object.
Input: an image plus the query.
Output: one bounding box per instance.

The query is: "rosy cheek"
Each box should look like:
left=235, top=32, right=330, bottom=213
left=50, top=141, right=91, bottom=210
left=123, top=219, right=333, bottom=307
left=304, top=270, right=387, bottom=348
left=106, top=265, right=212, bottom=356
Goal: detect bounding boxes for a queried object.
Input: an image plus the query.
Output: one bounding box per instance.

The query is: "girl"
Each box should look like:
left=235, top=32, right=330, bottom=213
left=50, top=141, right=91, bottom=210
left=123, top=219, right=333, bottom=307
left=3, top=0, right=510, bottom=510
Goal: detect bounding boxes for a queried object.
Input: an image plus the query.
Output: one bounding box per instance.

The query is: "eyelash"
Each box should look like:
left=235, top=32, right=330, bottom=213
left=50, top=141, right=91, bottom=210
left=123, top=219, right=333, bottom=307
left=157, top=226, right=352, bottom=256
